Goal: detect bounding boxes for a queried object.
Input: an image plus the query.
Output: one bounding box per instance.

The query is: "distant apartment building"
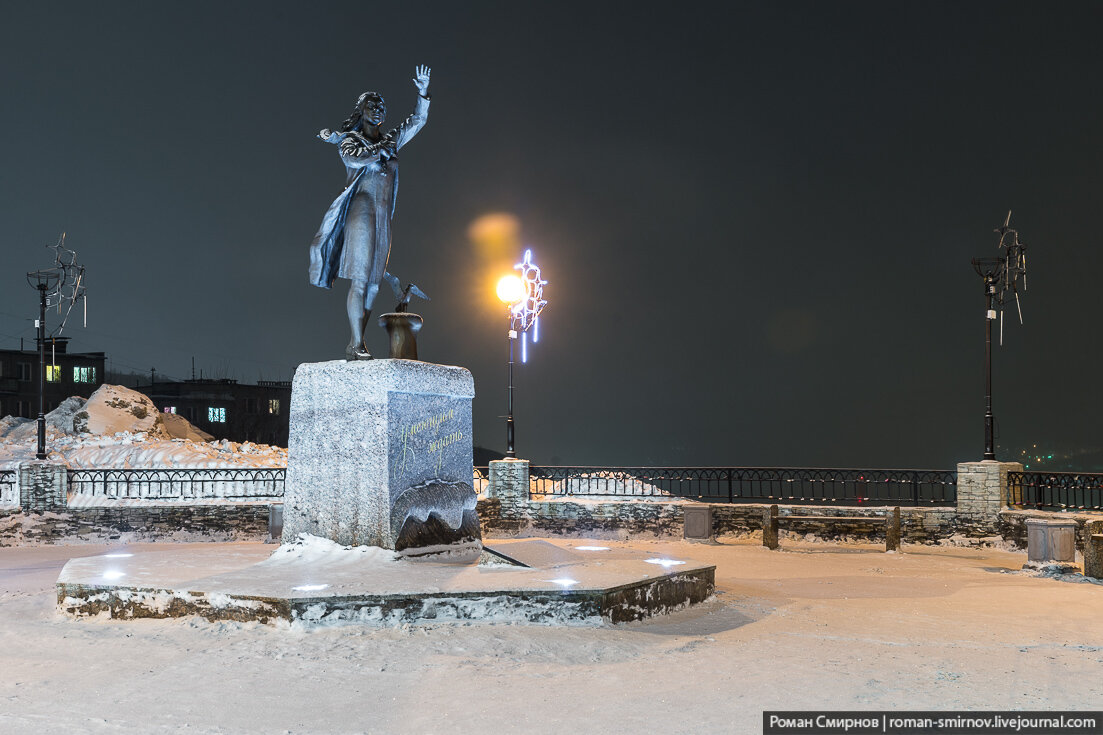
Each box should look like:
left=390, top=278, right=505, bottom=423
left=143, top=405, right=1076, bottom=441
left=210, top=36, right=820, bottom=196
left=0, top=338, right=290, bottom=446
left=134, top=379, right=291, bottom=446
left=0, top=338, right=105, bottom=419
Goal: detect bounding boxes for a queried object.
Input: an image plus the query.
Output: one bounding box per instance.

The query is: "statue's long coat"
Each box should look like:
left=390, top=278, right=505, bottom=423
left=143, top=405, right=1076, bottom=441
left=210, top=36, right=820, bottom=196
left=308, top=95, right=430, bottom=291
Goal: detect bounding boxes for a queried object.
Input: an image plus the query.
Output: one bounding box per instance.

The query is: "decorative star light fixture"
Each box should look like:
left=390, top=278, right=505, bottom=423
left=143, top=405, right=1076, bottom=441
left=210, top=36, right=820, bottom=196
left=508, top=248, right=548, bottom=363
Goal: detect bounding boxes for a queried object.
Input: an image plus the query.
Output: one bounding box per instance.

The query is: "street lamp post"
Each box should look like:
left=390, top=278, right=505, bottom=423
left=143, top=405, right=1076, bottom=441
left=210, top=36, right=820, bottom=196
left=496, top=275, right=525, bottom=458
left=35, top=282, right=49, bottom=460
left=495, top=249, right=548, bottom=459
left=970, top=212, right=1028, bottom=462
left=25, top=235, right=88, bottom=461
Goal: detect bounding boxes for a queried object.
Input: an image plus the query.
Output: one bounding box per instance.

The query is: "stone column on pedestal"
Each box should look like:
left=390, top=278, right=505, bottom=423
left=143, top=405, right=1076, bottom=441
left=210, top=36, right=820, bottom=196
left=956, top=460, right=1022, bottom=534
left=282, top=359, right=480, bottom=554
left=17, top=461, right=68, bottom=512
left=488, top=459, right=529, bottom=521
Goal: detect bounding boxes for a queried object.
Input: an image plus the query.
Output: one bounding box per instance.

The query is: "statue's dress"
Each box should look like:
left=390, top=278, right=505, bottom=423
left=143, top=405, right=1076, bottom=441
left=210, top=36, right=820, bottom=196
left=308, top=94, right=430, bottom=300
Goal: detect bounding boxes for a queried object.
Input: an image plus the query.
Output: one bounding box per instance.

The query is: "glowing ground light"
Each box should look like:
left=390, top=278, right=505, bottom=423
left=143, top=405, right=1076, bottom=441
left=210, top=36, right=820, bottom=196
left=509, top=249, right=548, bottom=363
left=292, top=584, right=330, bottom=592
left=544, top=578, right=579, bottom=588
left=102, top=553, right=133, bottom=558
left=102, top=570, right=126, bottom=580
left=644, top=558, right=686, bottom=568
left=575, top=546, right=610, bottom=552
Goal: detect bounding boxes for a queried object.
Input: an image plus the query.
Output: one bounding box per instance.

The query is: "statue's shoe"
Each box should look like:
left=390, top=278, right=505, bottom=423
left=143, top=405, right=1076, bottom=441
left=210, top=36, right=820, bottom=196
left=345, top=345, right=373, bottom=361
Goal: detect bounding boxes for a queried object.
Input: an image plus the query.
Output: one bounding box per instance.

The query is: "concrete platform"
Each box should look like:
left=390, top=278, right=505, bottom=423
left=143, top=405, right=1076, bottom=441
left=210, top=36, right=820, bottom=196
left=56, top=538, right=715, bottom=627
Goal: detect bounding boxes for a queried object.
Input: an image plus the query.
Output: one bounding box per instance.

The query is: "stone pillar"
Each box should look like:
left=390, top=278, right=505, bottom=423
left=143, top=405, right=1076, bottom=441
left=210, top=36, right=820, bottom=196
left=488, top=459, right=529, bottom=521
left=956, top=460, right=1022, bottom=533
left=1084, top=520, right=1103, bottom=580
left=282, top=360, right=479, bottom=553
left=17, top=461, right=68, bottom=512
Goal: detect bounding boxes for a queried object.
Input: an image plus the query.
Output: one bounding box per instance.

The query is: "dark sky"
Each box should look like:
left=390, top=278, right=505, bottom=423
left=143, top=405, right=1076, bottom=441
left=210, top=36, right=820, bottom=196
left=2, top=2, right=1102, bottom=468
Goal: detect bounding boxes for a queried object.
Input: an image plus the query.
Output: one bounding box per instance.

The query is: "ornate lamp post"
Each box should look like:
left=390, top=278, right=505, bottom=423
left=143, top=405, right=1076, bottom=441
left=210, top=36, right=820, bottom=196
left=495, top=249, right=547, bottom=458
left=24, top=235, right=87, bottom=460
left=970, top=212, right=1028, bottom=461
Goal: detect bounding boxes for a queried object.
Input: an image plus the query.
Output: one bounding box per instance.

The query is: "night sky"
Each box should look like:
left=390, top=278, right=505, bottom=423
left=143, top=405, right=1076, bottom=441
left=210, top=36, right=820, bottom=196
left=2, top=2, right=1102, bottom=469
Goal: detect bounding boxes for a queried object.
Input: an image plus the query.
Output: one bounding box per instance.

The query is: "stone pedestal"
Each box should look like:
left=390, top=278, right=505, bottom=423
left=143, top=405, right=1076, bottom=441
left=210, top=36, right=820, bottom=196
left=282, top=359, right=480, bottom=553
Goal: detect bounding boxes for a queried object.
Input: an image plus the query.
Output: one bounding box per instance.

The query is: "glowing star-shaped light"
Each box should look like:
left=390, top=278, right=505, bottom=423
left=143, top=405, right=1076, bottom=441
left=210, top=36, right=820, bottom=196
left=509, top=248, right=548, bottom=363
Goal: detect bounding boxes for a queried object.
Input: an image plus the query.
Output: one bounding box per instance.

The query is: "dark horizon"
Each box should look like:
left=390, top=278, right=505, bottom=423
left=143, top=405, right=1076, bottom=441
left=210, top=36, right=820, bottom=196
left=3, top=2, right=1102, bottom=469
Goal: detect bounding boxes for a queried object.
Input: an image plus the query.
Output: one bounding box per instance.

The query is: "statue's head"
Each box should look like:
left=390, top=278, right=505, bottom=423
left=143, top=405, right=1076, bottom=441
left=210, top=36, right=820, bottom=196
left=357, top=92, right=386, bottom=127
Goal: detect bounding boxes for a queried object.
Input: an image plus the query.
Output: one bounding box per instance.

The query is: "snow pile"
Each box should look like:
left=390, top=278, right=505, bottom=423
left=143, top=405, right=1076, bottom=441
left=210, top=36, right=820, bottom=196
left=260, top=534, right=398, bottom=568
left=0, top=384, right=286, bottom=471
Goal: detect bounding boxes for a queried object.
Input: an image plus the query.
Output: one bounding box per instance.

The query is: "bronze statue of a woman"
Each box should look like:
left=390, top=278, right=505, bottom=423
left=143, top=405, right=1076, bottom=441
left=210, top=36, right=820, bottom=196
left=308, top=65, right=431, bottom=360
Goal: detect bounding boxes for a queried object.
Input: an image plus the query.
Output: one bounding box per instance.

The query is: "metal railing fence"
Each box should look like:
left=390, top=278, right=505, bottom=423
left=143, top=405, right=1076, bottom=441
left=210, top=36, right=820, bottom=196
left=1008, top=471, right=1103, bottom=511
left=0, top=470, right=16, bottom=505
left=67, top=468, right=285, bottom=502
left=529, top=466, right=957, bottom=506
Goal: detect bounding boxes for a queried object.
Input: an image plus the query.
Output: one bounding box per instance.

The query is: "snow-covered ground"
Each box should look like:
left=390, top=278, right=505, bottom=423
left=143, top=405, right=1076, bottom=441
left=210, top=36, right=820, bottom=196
left=1, top=537, right=1100, bottom=734
left=0, top=385, right=286, bottom=471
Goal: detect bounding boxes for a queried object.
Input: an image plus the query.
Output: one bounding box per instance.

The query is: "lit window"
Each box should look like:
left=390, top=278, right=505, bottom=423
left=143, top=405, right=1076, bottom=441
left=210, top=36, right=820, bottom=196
left=208, top=407, right=226, bottom=423
left=46, top=365, right=61, bottom=382
left=73, top=366, right=97, bottom=383
left=268, top=399, right=280, bottom=415
left=163, top=406, right=177, bottom=414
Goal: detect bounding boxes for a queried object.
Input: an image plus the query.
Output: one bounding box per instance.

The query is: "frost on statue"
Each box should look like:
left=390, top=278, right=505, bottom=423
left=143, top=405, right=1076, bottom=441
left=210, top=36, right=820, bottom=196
left=282, top=359, right=481, bottom=556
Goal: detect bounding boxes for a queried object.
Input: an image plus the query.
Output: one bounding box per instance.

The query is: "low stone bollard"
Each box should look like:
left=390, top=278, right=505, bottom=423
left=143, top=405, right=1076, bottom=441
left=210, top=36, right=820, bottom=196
left=683, top=504, right=713, bottom=541
left=1025, top=517, right=1078, bottom=566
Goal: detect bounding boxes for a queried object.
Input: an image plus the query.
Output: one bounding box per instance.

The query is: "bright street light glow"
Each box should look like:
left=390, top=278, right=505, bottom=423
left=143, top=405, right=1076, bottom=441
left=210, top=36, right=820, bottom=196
left=575, top=546, right=610, bottom=551
left=496, top=274, right=526, bottom=304
left=102, top=553, right=133, bottom=558
left=644, top=558, right=686, bottom=568
left=292, top=584, right=330, bottom=592
left=102, top=570, right=126, bottom=580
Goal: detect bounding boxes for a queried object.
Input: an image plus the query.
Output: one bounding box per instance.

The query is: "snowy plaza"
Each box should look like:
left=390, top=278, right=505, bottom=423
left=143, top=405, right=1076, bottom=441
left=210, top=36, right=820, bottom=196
left=2, top=536, right=1101, bottom=734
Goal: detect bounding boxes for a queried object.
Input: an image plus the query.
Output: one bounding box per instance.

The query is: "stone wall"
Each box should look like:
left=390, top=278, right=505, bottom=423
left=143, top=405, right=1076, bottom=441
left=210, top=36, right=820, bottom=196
left=0, top=504, right=271, bottom=546
left=5, top=456, right=1102, bottom=550
left=998, top=509, right=1103, bottom=552
left=478, top=498, right=970, bottom=544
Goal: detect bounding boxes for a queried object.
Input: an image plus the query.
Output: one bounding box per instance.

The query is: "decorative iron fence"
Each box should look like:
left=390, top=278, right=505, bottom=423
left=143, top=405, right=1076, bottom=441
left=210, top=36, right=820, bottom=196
left=1008, top=471, right=1103, bottom=511
left=0, top=470, right=16, bottom=505
left=529, top=466, right=957, bottom=506
left=473, top=466, right=489, bottom=494
left=67, top=468, right=285, bottom=502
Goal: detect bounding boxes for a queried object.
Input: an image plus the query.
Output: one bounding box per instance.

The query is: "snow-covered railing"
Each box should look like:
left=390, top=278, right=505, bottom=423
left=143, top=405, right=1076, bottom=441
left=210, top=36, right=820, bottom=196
left=67, top=468, right=285, bottom=503
left=0, top=470, right=16, bottom=505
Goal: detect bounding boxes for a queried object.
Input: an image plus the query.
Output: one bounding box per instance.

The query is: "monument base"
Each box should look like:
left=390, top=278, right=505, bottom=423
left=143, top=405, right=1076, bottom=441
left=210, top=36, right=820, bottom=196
left=283, top=359, right=479, bottom=555
left=56, top=538, right=716, bottom=627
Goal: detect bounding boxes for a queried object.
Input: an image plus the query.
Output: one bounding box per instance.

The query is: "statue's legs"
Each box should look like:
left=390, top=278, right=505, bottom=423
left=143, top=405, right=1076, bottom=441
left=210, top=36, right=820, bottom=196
left=343, top=194, right=379, bottom=360
left=345, top=279, right=371, bottom=359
